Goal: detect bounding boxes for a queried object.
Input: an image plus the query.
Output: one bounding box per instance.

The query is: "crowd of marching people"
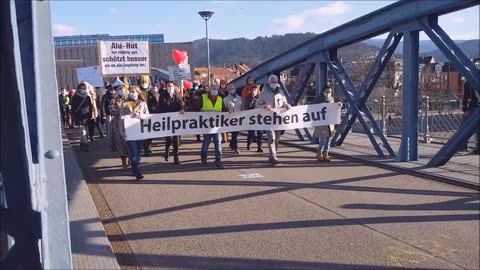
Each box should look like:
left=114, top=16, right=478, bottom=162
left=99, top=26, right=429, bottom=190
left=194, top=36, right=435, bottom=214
left=59, top=75, right=338, bottom=181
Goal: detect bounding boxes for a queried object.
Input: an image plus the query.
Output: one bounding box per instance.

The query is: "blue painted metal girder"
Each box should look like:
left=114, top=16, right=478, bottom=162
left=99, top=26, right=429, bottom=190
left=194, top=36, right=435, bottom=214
left=324, top=51, right=385, bottom=157
left=230, top=0, right=478, bottom=88
left=317, top=63, right=328, bottom=96
left=397, top=30, right=420, bottom=162
left=428, top=107, right=480, bottom=167
left=279, top=79, right=310, bottom=141
left=290, top=64, right=315, bottom=105
left=333, top=32, right=402, bottom=158
left=419, top=19, right=480, bottom=92
left=325, top=49, right=395, bottom=157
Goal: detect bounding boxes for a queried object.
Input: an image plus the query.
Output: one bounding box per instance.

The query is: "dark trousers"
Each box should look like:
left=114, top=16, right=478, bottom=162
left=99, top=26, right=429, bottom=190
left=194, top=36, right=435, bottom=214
left=143, top=139, right=152, bottom=153
left=166, top=136, right=179, bottom=155
left=88, top=118, right=104, bottom=138
left=247, top=131, right=263, bottom=147
left=60, top=109, right=67, bottom=126
left=229, top=132, right=239, bottom=150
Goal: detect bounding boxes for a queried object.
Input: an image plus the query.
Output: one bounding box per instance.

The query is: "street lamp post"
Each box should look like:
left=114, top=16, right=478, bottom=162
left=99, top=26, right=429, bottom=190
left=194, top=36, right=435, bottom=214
left=198, top=11, right=214, bottom=86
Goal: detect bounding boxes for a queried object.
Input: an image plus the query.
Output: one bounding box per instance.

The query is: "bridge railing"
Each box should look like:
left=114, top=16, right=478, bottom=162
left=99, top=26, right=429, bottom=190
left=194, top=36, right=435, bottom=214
left=337, top=94, right=477, bottom=150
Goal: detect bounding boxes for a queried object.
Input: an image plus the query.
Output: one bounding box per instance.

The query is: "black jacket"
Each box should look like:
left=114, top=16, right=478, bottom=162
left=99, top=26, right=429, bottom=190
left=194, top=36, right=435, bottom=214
left=158, top=92, right=183, bottom=113
left=245, top=93, right=259, bottom=110
left=146, top=91, right=161, bottom=113
left=463, top=81, right=479, bottom=112
left=101, top=91, right=115, bottom=116
left=71, top=94, right=92, bottom=125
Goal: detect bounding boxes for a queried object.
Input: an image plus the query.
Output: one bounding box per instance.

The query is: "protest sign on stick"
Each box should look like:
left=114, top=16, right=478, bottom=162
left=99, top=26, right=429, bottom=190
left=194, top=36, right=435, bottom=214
left=98, top=40, right=150, bottom=77
left=76, top=66, right=104, bottom=87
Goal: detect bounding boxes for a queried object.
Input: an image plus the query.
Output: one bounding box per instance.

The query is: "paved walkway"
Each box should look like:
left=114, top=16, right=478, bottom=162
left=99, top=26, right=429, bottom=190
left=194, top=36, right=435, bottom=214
left=284, top=130, right=480, bottom=188
left=63, top=133, right=120, bottom=270
left=65, top=130, right=479, bottom=270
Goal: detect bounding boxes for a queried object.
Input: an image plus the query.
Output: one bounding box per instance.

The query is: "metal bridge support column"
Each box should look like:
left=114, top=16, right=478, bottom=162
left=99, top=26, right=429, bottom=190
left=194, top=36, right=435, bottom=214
left=397, top=30, right=420, bottom=162
left=316, top=62, right=328, bottom=96
left=312, top=62, right=328, bottom=144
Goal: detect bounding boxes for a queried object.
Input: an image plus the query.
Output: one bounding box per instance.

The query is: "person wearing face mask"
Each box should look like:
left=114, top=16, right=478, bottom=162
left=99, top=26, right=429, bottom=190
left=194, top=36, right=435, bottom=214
left=183, top=83, right=228, bottom=168
left=121, top=86, right=149, bottom=180
left=245, top=84, right=263, bottom=152
left=256, top=75, right=291, bottom=166
left=158, top=81, right=184, bottom=164
left=103, top=78, right=123, bottom=151
left=142, top=84, right=161, bottom=156
left=241, top=76, right=255, bottom=104
left=71, top=82, right=95, bottom=151
left=312, top=86, right=336, bottom=161
left=139, top=75, right=151, bottom=100
left=109, top=86, right=129, bottom=169
left=223, top=84, right=243, bottom=154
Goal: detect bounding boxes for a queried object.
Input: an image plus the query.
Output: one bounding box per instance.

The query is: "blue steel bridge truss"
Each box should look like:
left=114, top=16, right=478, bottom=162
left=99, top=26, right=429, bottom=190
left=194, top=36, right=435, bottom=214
left=230, top=0, right=479, bottom=165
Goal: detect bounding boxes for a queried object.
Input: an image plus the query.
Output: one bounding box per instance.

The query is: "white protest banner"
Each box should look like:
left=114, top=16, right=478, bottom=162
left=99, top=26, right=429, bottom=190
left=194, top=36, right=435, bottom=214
left=168, top=64, right=192, bottom=81
left=76, top=66, right=104, bottom=87
left=98, top=41, right=150, bottom=76
left=124, top=103, right=341, bottom=141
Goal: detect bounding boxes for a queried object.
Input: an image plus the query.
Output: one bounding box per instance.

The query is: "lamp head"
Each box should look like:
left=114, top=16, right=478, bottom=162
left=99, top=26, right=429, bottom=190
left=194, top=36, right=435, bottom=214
left=198, top=11, right=214, bottom=20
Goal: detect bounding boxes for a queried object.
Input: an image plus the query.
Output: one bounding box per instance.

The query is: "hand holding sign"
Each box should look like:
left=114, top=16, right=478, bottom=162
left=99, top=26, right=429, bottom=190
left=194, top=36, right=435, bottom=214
left=172, top=50, right=188, bottom=65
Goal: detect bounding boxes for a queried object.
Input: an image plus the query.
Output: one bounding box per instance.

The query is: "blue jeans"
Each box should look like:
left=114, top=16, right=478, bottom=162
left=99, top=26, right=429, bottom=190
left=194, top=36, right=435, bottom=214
left=201, top=133, right=222, bottom=162
left=319, top=136, right=331, bottom=154
left=127, top=140, right=143, bottom=176
left=229, top=132, right=239, bottom=150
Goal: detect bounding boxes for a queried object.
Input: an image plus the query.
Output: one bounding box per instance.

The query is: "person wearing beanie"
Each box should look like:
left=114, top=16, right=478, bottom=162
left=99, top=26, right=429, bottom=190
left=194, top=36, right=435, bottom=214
left=139, top=75, right=151, bottom=101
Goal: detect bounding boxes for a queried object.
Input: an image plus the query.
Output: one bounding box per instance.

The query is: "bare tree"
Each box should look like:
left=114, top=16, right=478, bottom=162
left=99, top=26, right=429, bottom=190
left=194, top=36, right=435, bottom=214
left=378, top=59, right=402, bottom=97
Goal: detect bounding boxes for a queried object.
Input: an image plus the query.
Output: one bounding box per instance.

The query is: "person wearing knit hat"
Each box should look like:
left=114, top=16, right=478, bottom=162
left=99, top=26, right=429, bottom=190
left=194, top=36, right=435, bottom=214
left=139, top=75, right=151, bottom=100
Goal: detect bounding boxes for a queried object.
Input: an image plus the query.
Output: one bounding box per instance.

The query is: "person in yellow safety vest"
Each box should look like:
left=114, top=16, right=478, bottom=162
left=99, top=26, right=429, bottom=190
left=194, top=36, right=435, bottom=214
left=183, top=83, right=228, bottom=168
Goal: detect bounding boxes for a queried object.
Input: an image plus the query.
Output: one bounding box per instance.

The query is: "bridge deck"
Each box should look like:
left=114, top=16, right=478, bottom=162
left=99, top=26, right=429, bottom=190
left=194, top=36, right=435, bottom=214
left=66, top=131, right=479, bottom=270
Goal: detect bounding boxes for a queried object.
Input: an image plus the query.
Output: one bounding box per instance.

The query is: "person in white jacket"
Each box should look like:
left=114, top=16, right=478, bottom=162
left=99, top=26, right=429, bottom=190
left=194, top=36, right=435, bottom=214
left=223, top=84, right=243, bottom=154
left=256, top=75, right=291, bottom=166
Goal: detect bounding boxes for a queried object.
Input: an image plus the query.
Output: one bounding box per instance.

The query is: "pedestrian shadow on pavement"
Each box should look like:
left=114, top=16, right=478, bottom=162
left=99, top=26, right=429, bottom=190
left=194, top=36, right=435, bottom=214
left=99, top=171, right=478, bottom=226
left=107, top=213, right=478, bottom=241
left=342, top=197, right=480, bottom=211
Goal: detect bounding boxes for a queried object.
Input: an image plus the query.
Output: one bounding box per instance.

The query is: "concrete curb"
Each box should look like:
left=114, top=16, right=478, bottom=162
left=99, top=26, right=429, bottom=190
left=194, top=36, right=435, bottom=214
left=63, top=131, right=121, bottom=270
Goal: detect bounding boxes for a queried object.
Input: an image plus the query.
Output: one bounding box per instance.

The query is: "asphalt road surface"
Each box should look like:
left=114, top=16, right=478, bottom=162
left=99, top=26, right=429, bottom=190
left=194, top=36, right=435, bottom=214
left=70, top=133, right=480, bottom=270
